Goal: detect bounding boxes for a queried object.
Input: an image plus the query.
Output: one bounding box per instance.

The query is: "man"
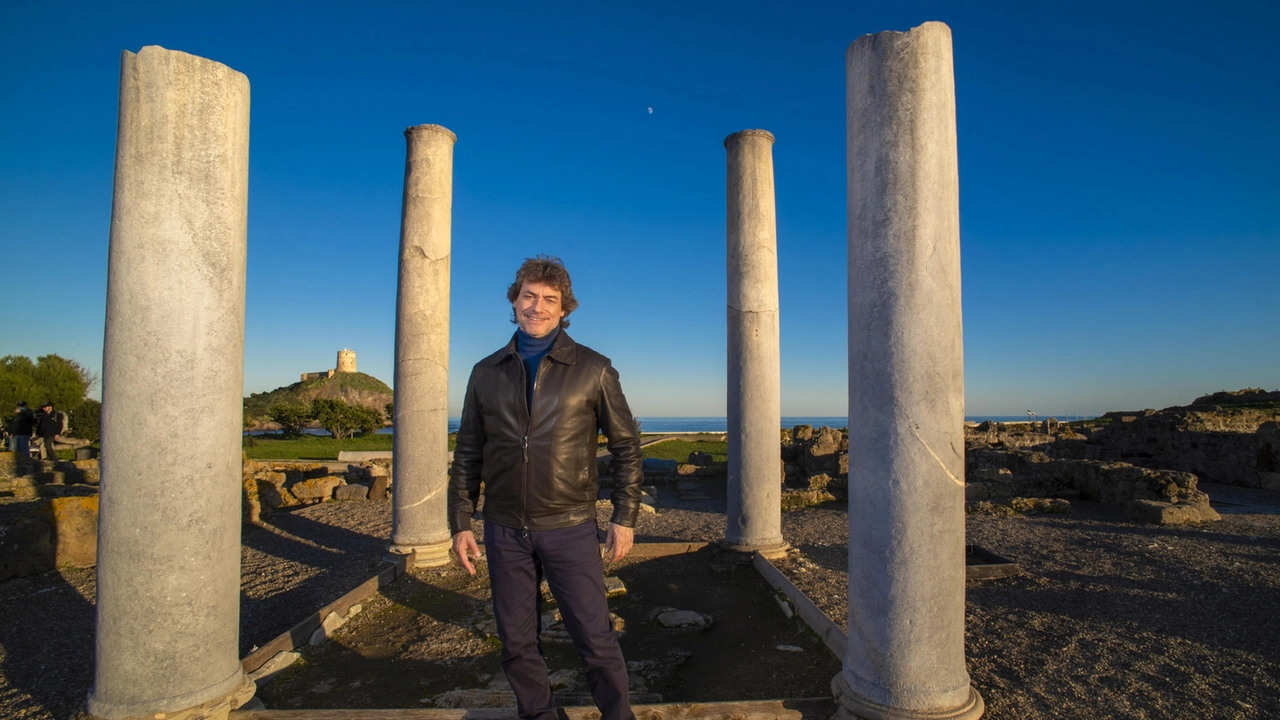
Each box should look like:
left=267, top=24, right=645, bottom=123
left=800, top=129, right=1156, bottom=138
left=9, top=401, right=35, bottom=458
left=449, top=256, right=643, bottom=720
left=34, top=401, right=64, bottom=463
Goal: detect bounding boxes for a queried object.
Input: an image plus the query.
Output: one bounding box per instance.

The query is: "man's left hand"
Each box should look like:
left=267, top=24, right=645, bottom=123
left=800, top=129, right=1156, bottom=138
left=604, top=522, right=633, bottom=563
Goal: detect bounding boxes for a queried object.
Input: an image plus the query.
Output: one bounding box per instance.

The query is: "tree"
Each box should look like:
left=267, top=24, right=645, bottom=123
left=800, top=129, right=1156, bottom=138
left=269, top=404, right=311, bottom=435
left=0, top=354, right=96, bottom=437
left=68, top=399, right=102, bottom=443
left=309, top=398, right=381, bottom=440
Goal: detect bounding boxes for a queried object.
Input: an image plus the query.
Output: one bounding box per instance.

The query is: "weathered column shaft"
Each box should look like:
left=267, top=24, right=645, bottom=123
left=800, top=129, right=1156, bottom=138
left=838, top=22, right=983, bottom=720
left=724, top=130, right=786, bottom=556
left=390, top=124, right=455, bottom=567
left=91, top=46, right=252, bottom=720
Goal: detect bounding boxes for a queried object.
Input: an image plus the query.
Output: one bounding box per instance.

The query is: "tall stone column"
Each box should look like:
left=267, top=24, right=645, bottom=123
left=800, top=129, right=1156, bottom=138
left=90, top=47, right=253, bottom=720
left=723, top=130, right=788, bottom=558
left=390, top=124, right=456, bottom=567
left=836, top=22, right=983, bottom=720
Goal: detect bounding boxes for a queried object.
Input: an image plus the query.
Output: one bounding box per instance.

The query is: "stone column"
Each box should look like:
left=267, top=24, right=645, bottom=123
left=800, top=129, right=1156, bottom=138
left=723, top=130, right=788, bottom=558
left=836, top=22, right=983, bottom=720
left=89, top=47, right=253, bottom=720
left=389, top=124, right=456, bottom=567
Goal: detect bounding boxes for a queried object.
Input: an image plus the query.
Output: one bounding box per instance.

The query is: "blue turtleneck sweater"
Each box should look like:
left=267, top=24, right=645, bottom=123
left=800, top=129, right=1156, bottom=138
left=517, top=327, right=559, bottom=411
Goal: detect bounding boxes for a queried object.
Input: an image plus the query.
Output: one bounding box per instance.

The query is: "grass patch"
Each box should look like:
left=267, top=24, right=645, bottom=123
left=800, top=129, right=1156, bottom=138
left=642, top=440, right=727, bottom=465
left=243, top=433, right=459, bottom=460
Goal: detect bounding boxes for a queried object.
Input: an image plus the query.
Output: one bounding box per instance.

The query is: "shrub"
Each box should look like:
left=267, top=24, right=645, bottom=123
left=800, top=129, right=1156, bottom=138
left=269, top=404, right=311, bottom=435
left=310, top=398, right=381, bottom=440
left=67, top=398, right=102, bottom=443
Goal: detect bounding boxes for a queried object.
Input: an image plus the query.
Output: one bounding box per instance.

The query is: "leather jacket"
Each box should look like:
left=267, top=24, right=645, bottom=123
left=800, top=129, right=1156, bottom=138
left=448, top=330, right=643, bottom=535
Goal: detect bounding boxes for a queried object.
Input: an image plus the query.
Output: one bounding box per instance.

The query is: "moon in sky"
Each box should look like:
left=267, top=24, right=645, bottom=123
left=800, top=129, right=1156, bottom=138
left=647, top=107, right=653, bottom=114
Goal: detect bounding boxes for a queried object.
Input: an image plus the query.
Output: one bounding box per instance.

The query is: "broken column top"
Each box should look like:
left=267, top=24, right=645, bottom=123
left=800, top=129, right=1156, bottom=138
left=724, top=129, right=775, bottom=147
left=848, top=20, right=951, bottom=50
left=405, top=124, right=457, bottom=142
left=123, top=45, right=248, bottom=86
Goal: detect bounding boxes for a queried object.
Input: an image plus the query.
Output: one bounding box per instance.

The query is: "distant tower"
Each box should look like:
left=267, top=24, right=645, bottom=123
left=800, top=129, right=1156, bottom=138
left=336, top=348, right=357, bottom=374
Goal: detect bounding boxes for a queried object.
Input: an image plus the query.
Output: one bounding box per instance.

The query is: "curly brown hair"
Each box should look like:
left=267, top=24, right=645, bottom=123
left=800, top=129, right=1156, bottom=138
left=507, top=255, right=578, bottom=328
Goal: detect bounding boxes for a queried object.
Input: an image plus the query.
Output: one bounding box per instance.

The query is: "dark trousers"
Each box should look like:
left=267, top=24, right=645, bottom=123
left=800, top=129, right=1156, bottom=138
left=484, top=519, right=633, bottom=720
left=36, top=436, right=58, bottom=461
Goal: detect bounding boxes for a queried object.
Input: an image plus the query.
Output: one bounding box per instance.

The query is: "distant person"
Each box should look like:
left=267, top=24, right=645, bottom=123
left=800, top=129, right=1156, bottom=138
left=9, top=401, right=35, bottom=458
left=34, top=401, right=64, bottom=463
left=449, top=255, right=643, bottom=720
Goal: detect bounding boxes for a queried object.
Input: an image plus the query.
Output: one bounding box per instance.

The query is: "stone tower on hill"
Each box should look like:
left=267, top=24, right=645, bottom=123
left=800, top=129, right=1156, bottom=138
left=301, top=349, right=358, bottom=382
left=337, top=348, right=357, bottom=373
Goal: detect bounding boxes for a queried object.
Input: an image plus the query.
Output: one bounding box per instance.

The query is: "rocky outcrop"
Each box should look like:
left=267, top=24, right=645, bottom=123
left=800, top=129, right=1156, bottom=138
left=242, top=459, right=390, bottom=522
left=781, top=425, right=847, bottom=490
left=1083, top=405, right=1278, bottom=488
left=243, top=371, right=394, bottom=427
left=965, top=391, right=1280, bottom=494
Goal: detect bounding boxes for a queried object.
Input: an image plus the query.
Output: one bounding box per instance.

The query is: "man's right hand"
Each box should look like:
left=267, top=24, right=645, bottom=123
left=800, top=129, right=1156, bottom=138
left=453, top=530, right=481, bottom=575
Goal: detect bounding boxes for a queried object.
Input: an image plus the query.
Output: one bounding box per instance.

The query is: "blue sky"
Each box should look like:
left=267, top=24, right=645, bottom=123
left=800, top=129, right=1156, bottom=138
left=2, top=1, right=1277, bottom=418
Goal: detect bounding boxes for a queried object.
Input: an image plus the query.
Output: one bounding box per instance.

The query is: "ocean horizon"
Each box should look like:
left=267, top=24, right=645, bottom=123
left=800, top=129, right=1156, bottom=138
left=248, top=414, right=1081, bottom=437
left=442, top=415, right=1067, bottom=434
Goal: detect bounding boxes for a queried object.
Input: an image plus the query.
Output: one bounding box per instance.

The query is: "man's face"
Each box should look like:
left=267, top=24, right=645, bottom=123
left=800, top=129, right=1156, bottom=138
left=513, top=281, right=565, bottom=339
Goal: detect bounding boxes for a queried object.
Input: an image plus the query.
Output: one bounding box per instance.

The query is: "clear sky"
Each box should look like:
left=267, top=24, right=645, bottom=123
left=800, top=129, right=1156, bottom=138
left=2, top=1, right=1277, bottom=418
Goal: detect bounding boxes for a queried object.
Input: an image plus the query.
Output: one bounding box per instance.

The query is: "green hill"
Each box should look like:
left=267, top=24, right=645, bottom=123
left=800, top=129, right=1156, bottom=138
left=244, top=372, right=393, bottom=425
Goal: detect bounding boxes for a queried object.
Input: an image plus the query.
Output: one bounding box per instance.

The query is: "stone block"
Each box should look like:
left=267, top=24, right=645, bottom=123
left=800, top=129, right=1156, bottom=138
left=686, top=451, right=714, bottom=466
left=369, top=475, right=390, bottom=500
left=780, top=487, right=837, bottom=511
left=809, top=427, right=841, bottom=456
left=290, top=475, right=343, bottom=503
left=651, top=607, right=712, bottom=629
left=37, top=471, right=67, bottom=485
left=1259, top=472, right=1280, bottom=492
left=67, top=460, right=100, bottom=484
left=255, top=478, right=294, bottom=511
left=1127, top=499, right=1219, bottom=526
left=804, top=473, right=832, bottom=490
left=308, top=610, right=347, bottom=646
left=0, top=452, right=16, bottom=479
left=248, top=650, right=300, bottom=686
left=45, top=495, right=99, bottom=567
left=335, top=483, right=369, bottom=501
left=604, top=576, right=627, bottom=597
left=1, top=476, right=39, bottom=500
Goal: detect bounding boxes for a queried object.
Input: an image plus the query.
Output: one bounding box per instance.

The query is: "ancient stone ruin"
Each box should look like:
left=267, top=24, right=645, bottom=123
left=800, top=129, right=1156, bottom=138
left=79, top=21, right=984, bottom=720
left=724, top=129, right=787, bottom=558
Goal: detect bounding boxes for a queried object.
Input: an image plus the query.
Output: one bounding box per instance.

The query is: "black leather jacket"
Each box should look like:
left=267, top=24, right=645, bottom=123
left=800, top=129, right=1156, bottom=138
left=448, top=331, right=643, bottom=535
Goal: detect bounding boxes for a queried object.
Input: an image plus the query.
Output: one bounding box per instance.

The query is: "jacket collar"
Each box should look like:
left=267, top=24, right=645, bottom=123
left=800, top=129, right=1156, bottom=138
left=501, top=328, right=578, bottom=365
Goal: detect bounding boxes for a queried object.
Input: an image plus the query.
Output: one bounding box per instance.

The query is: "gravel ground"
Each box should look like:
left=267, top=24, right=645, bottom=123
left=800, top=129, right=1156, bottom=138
left=2, top=481, right=1278, bottom=719
left=778, top=500, right=1280, bottom=720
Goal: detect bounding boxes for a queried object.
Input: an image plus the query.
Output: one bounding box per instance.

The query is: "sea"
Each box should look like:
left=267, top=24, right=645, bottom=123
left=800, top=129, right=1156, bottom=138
left=249, top=415, right=1043, bottom=437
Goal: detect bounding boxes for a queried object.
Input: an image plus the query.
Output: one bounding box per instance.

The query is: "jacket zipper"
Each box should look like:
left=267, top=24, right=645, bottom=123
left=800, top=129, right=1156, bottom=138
left=520, top=355, right=530, bottom=534
left=522, top=353, right=551, bottom=536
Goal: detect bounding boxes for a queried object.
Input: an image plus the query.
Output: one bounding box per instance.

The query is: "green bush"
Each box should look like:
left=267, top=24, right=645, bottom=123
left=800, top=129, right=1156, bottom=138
left=310, top=398, right=381, bottom=440
left=0, top=354, right=95, bottom=415
left=68, top=398, right=102, bottom=443
left=269, top=403, right=311, bottom=435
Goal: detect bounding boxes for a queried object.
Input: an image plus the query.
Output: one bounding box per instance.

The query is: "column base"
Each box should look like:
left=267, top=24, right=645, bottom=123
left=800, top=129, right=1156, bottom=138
left=832, top=672, right=984, bottom=720
left=719, top=538, right=790, bottom=560
left=388, top=539, right=452, bottom=567
left=87, top=671, right=255, bottom=720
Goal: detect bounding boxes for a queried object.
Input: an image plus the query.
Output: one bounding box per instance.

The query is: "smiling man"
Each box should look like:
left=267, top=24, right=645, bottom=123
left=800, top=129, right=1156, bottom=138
left=449, top=255, right=643, bottom=720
